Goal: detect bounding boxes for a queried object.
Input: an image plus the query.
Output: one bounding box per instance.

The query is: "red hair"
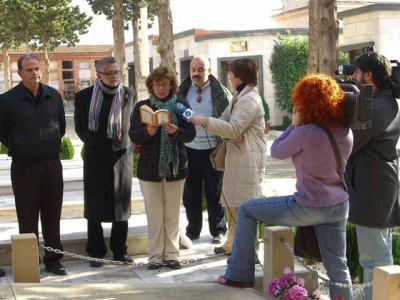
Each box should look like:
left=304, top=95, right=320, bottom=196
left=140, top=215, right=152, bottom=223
left=291, top=74, right=346, bottom=128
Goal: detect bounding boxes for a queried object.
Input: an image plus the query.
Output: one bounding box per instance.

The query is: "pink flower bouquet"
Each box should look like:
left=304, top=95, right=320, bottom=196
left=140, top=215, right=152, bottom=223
left=268, top=268, right=329, bottom=300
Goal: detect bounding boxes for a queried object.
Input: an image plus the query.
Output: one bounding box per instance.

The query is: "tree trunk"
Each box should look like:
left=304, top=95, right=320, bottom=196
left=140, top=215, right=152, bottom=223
left=319, top=0, right=338, bottom=75
left=2, top=48, right=11, bottom=91
left=113, top=0, right=127, bottom=85
left=42, top=43, right=50, bottom=85
left=132, top=15, right=141, bottom=90
left=156, top=0, right=176, bottom=71
left=308, top=0, right=338, bottom=75
left=308, top=0, right=319, bottom=73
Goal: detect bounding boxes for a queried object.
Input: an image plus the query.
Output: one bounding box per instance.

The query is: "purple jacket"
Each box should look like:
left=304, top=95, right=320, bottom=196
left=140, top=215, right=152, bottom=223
left=271, top=124, right=353, bottom=207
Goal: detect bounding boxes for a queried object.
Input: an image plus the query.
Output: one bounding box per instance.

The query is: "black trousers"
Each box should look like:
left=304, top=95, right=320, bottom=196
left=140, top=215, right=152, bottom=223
left=11, top=159, right=64, bottom=266
left=86, top=220, right=128, bottom=259
left=183, top=147, right=227, bottom=237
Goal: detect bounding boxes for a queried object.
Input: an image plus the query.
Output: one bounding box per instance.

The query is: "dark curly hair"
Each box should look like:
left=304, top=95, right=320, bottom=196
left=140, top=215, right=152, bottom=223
left=353, top=52, right=392, bottom=90
left=291, top=74, right=346, bottom=128
left=145, top=66, right=178, bottom=95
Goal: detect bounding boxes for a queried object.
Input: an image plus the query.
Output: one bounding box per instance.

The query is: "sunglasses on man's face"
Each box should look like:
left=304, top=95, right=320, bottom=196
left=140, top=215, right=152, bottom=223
left=196, top=88, right=202, bottom=103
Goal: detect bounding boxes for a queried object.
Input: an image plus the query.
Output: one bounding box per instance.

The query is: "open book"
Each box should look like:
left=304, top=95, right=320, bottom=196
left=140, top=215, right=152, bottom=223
left=140, top=104, right=170, bottom=126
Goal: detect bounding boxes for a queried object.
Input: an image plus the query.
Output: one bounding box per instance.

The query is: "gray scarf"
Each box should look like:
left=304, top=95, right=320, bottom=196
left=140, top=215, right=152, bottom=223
left=88, top=78, right=123, bottom=140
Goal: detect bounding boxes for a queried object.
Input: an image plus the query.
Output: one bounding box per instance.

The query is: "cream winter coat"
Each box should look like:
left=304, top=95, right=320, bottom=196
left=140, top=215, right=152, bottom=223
left=206, top=85, right=267, bottom=207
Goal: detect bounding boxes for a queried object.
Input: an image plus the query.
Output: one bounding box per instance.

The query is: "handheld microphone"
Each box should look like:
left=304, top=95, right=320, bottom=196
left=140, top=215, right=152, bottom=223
left=172, top=102, right=195, bottom=122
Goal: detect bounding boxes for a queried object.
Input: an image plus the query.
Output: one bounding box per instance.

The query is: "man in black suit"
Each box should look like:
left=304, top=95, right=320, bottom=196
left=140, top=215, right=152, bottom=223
left=0, top=54, right=67, bottom=275
left=74, top=56, right=137, bottom=267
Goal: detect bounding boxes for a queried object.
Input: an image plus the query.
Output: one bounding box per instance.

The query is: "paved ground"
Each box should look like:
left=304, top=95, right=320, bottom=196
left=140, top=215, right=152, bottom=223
left=0, top=132, right=368, bottom=299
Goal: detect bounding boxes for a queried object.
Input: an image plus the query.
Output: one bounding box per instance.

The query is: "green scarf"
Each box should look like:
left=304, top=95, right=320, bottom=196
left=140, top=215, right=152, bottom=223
left=149, top=93, right=179, bottom=178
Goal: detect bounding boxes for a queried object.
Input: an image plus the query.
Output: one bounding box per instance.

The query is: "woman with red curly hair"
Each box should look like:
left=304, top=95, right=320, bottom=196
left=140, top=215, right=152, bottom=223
left=217, top=74, right=354, bottom=300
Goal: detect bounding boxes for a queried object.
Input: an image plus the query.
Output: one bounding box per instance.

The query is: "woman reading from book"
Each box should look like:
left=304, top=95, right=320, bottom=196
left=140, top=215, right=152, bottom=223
left=129, top=66, right=195, bottom=270
left=212, top=74, right=354, bottom=300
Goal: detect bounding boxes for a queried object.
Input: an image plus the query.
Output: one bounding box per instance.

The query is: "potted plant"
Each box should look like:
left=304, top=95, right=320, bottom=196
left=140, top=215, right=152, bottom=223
left=262, top=98, right=271, bottom=135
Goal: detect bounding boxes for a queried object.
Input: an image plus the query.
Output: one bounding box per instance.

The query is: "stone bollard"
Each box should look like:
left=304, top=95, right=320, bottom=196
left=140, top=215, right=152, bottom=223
left=372, top=265, right=400, bottom=300
left=263, top=226, right=294, bottom=300
left=11, top=233, right=40, bottom=283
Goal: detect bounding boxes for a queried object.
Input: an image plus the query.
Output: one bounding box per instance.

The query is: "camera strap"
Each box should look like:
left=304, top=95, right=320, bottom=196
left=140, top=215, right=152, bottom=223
left=318, top=125, right=348, bottom=191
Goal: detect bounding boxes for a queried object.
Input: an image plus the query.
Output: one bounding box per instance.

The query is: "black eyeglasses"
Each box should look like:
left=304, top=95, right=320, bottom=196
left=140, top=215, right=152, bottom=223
left=153, top=83, right=171, bottom=89
left=196, top=88, right=202, bottom=103
left=97, top=70, right=122, bottom=76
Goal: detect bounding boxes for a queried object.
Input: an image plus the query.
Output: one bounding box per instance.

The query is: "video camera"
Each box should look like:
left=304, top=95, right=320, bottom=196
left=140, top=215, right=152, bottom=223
left=334, top=67, right=373, bottom=130
left=334, top=60, right=400, bottom=130
left=335, top=59, right=400, bottom=83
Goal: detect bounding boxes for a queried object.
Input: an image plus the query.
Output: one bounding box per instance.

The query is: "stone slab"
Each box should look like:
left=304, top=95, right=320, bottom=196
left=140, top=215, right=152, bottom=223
left=10, top=283, right=265, bottom=300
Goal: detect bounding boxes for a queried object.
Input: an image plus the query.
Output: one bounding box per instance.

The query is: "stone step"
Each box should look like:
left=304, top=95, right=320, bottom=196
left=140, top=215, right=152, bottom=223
left=0, top=211, right=151, bottom=267
left=0, top=177, right=298, bottom=225
left=0, top=209, right=250, bottom=269
left=0, top=159, right=85, bottom=195
left=0, top=282, right=266, bottom=300
left=0, top=195, right=146, bottom=223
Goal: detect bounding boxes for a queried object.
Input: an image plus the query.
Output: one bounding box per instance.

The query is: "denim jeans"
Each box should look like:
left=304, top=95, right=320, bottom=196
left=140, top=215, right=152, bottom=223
left=224, top=195, right=353, bottom=300
left=355, top=225, right=393, bottom=300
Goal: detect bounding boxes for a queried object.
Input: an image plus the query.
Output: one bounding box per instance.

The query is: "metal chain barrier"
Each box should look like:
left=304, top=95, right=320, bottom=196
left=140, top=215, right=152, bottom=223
left=40, top=245, right=229, bottom=268
left=275, top=239, right=373, bottom=289
left=43, top=238, right=373, bottom=290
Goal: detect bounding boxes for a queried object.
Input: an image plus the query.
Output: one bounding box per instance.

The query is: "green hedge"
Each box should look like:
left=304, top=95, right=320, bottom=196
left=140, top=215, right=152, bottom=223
left=262, top=99, right=270, bottom=123
left=133, top=153, right=139, bottom=178
left=59, top=137, right=74, bottom=160
left=2, top=139, right=75, bottom=160
left=269, top=31, right=349, bottom=126
left=346, top=222, right=363, bottom=280
left=269, top=31, right=308, bottom=114
left=393, top=232, right=400, bottom=265
left=0, top=143, right=8, bottom=155
left=281, top=115, right=291, bottom=131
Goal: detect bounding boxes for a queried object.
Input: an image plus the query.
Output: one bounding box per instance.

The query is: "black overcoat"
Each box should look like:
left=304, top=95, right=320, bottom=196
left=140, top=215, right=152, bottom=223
left=74, top=85, right=137, bottom=222
left=345, top=89, right=400, bottom=228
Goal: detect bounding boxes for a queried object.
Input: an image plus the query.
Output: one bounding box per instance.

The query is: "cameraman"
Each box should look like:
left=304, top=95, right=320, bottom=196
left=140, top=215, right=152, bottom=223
left=345, top=52, right=400, bottom=300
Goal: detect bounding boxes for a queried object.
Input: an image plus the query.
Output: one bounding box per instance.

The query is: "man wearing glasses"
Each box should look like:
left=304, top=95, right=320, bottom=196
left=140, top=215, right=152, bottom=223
left=74, top=56, right=137, bottom=267
left=177, top=56, right=231, bottom=244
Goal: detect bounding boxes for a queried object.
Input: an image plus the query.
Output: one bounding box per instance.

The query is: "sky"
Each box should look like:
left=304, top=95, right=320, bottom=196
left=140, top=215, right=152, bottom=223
left=72, top=0, right=282, bottom=45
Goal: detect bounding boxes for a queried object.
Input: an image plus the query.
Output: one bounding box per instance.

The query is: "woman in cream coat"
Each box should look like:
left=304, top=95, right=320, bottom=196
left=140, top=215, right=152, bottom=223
left=191, top=58, right=267, bottom=255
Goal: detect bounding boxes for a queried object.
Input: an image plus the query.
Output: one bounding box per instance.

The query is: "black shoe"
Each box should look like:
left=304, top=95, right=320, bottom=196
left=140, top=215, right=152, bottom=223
left=212, top=233, right=224, bottom=244
left=214, top=246, right=230, bottom=255
left=45, top=262, right=67, bottom=276
left=165, top=260, right=181, bottom=270
left=114, top=254, right=133, bottom=263
left=186, top=233, right=200, bottom=241
left=90, top=261, right=104, bottom=268
left=148, top=262, right=162, bottom=270
left=0, top=267, right=5, bottom=277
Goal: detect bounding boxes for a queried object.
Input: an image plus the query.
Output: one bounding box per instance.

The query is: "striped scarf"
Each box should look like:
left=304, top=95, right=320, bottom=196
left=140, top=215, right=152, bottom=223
left=149, top=93, right=179, bottom=178
left=88, top=78, right=123, bottom=140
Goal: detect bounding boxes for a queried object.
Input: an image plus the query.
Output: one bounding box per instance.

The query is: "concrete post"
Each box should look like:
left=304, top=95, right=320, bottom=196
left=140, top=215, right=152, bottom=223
left=372, top=265, right=400, bottom=300
left=263, top=226, right=294, bottom=300
left=11, top=233, right=40, bottom=283
left=139, top=1, right=150, bottom=77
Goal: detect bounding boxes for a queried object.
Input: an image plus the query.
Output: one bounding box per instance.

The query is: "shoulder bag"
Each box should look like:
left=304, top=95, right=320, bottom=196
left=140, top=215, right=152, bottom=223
left=210, top=140, right=226, bottom=171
